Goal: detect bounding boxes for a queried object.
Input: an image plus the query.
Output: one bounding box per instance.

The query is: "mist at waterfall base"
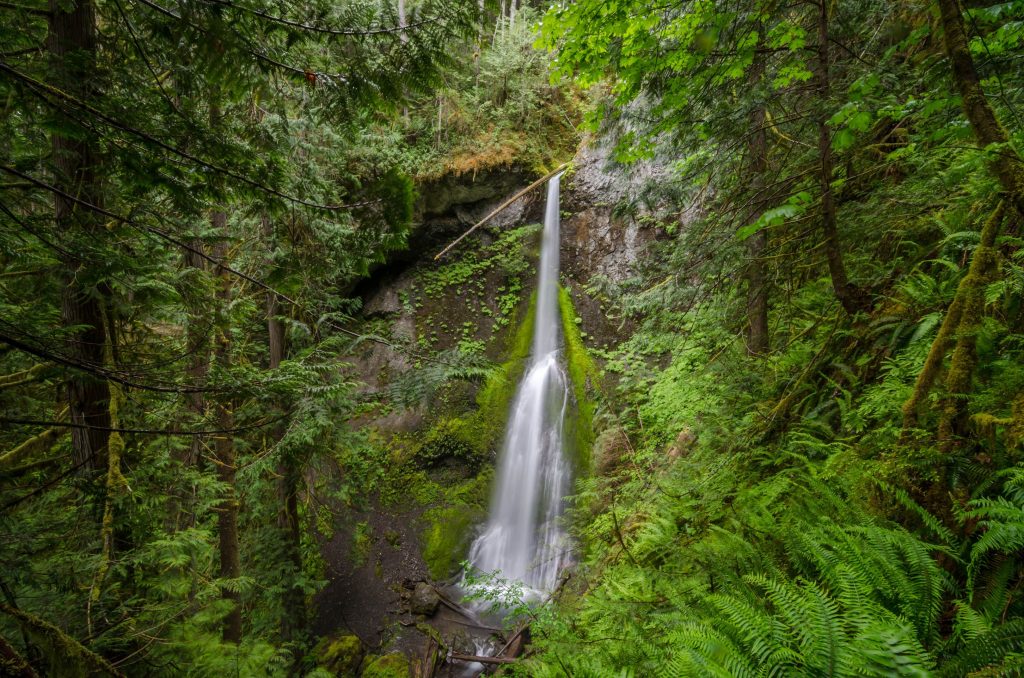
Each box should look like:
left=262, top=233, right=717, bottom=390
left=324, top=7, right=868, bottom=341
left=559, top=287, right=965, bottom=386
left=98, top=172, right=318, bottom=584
left=462, top=174, right=574, bottom=614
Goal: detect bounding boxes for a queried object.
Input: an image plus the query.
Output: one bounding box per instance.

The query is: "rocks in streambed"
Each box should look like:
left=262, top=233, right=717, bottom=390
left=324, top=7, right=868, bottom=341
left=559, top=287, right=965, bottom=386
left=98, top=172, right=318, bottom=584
left=409, top=582, right=441, bottom=616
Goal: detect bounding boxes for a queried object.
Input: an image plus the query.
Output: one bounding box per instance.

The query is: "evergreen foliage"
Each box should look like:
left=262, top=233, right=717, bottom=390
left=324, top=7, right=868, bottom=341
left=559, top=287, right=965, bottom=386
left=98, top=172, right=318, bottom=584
left=4, top=0, right=1024, bottom=674
left=0, top=0, right=490, bottom=672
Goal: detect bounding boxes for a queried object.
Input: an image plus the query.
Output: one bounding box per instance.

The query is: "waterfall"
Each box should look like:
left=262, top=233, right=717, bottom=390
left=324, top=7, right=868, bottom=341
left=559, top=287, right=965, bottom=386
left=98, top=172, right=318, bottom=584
left=467, top=174, right=572, bottom=597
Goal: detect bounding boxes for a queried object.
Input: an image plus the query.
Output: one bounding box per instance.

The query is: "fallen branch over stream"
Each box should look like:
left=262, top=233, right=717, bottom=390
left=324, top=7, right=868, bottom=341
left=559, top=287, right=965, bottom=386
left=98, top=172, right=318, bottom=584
left=450, top=654, right=517, bottom=665
left=413, top=573, right=573, bottom=676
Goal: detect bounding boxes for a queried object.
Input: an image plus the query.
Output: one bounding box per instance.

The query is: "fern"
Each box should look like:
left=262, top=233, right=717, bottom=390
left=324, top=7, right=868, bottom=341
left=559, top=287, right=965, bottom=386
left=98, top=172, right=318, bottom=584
left=385, top=347, right=493, bottom=407
left=876, top=479, right=964, bottom=550
left=965, top=467, right=1024, bottom=591
left=939, top=620, right=1024, bottom=677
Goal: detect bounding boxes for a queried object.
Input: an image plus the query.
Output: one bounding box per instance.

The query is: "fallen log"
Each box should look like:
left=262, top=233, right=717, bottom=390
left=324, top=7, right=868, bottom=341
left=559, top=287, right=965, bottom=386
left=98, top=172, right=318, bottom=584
left=436, top=592, right=481, bottom=621
left=444, top=617, right=503, bottom=632
left=450, top=653, right=517, bottom=665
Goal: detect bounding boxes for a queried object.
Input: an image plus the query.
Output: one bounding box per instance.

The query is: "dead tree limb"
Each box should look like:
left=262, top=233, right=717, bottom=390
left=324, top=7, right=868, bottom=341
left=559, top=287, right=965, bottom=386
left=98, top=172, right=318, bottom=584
left=450, top=653, right=517, bottom=665
left=434, top=163, right=569, bottom=260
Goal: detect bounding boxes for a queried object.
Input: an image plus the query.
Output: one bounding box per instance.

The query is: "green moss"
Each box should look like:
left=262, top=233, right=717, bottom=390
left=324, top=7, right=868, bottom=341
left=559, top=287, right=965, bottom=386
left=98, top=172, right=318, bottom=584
left=361, top=652, right=409, bottom=678
left=352, top=522, right=371, bottom=567
left=474, top=290, right=536, bottom=449
left=316, top=633, right=363, bottom=676
left=559, top=285, right=600, bottom=476
left=415, top=417, right=486, bottom=470
left=422, top=507, right=474, bottom=579
left=421, top=469, right=493, bottom=579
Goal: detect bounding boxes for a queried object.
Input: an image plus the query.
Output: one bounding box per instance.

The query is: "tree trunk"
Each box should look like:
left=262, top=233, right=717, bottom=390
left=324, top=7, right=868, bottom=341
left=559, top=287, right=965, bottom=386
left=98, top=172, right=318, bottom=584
left=0, top=633, right=38, bottom=678
left=478, top=0, right=485, bottom=44
left=212, top=216, right=242, bottom=644
left=205, top=92, right=241, bottom=643
left=936, top=0, right=1024, bottom=216
left=277, top=459, right=305, bottom=643
left=397, top=0, right=408, bottom=43
left=183, top=241, right=209, bottom=469
left=938, top=201, right=1006, bottom=452
left=263, top=217, right=306, bottom=642
left=745, top=42, right=770, bottom=356
left=48, top=0, right=110, bottom=471
left=814, top=0, right=866, bottom=316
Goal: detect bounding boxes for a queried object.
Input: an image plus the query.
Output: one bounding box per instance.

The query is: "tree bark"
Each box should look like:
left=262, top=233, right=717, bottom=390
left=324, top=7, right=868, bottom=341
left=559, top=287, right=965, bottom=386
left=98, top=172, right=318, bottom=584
left=212, top=217, right=242, bottom=644
left=397, top=0, right=408, bottom=43
left=477, top=0, right=485, bottom=44
left=263, top=217, right=306, bottom=643
left=814, top=0, right=866, bottom=316
left=183, top=241, right=209, bottom=469
left=277, top=460, right=305, bottom=643
left=902, top=202, right=1005, bottom=439
left=938, top=201, right=1005, bottom=452
left=204, top=92, right=242, bottom=643
left=745, top=41, right=770, bottom=356
left=936, top=0, right=1024, bottom=217
left=0, top=633, right=38, bottom=678
left=48, top=0, right=110, bottom=471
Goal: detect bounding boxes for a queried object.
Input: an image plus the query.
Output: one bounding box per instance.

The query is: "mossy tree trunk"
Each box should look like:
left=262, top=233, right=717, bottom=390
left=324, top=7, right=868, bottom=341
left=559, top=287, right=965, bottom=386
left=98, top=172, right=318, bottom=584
left=904, top=0, right=1023, bottom=442
left=183, top=241, right=209, bottom=470
left=902, top=202, right=1006, bottom=439
left=938, top=202, right=1005, bottom=452
left=204, top=92, right=242, bottom=643
left=0, top=633, right=37, bottom=678
left=936, top=0, right=1024, bottom=217
left=48, top=0, right=110, bottom=471
left=1, top=604, right=122, bottom=677
left=210, top=203, right=242, bottom=643
left=263, top=215, right=306, bottom=644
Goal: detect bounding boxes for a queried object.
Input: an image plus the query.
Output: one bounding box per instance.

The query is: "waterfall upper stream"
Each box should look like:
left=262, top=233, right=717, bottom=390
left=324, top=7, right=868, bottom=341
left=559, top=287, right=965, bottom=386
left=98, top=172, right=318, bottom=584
left=467, top=174, right=573, bottom=597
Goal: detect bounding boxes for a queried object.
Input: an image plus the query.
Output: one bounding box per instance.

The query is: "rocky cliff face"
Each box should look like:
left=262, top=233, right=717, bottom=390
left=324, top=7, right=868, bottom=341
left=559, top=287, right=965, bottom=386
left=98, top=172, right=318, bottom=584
left=558, top=138, right=666, bottom=352
left=562, top=137, right=664, bottom=283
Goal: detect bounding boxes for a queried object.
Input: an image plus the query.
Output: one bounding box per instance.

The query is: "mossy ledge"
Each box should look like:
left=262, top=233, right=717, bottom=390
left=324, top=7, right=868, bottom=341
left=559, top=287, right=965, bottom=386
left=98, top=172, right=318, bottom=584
left=559, top=284, right=599, bottom=477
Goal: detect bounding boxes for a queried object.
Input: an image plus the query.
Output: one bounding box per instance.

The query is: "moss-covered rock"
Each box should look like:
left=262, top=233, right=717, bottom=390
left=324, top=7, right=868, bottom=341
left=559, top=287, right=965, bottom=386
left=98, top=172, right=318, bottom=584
left=361, top=652, right=410, bottom=678
left=415, top=417, right=486, bottom=473
left=316, top=633, right=363, bottom=677
left=410, top=582, right=441, bottom=616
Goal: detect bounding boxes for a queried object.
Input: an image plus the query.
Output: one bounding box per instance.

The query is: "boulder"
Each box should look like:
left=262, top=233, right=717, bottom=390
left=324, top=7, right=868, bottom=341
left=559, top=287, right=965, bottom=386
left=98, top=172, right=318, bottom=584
left=410, top=582, right=440, bottom=616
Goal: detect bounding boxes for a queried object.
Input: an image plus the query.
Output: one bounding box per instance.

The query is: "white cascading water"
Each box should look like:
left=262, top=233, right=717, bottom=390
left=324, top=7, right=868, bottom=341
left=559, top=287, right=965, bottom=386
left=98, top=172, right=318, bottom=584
left=467, top=174, right=572, bottom=597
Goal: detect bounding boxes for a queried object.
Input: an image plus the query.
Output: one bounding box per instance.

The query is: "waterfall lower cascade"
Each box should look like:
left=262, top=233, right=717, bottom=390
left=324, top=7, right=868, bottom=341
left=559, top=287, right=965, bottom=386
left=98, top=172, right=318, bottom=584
left=467, top=174, right=573, bottom=598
